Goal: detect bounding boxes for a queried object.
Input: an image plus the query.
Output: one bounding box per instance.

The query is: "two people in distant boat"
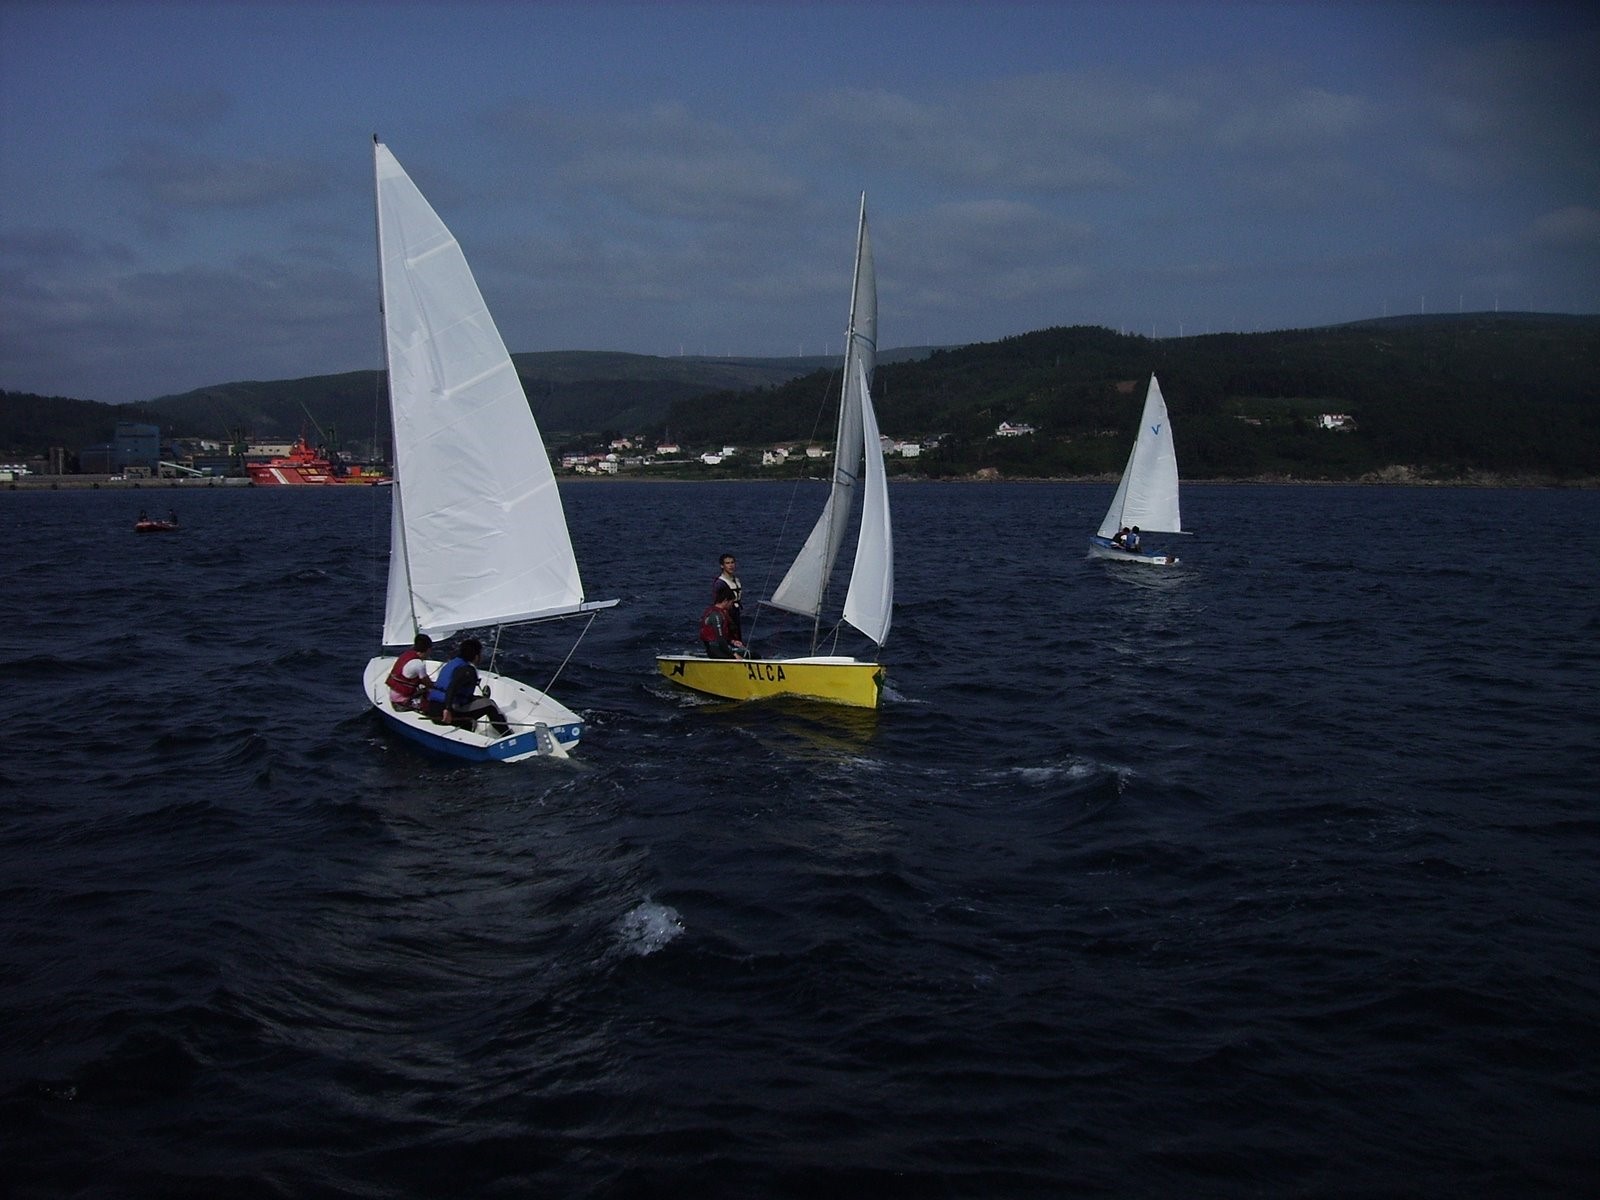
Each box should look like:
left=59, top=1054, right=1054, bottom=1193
left=1111, top=526, right=1142, bottom=552
left=386, top=633, right=435, bottom=711
left=424, top=636, right=511, bottom=736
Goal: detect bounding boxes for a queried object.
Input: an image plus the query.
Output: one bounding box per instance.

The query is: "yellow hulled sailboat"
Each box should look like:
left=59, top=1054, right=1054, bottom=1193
left=657, top=195, right=892, bottom=709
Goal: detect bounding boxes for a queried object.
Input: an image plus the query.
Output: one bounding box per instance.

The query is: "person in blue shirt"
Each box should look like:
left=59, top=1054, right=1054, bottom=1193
left=425, top=637, right=511, bottom=736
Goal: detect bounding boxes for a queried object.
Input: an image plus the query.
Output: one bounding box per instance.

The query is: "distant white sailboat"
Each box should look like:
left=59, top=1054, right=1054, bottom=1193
left=362, top=138, right=615, bottom=762
left=656, top=194, right=891, bottom=708
left=1088, top=374, right=1183, bottom=566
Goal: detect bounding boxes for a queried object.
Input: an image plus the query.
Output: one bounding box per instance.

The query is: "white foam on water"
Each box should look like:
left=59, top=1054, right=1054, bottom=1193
left=617, top=900, right=684, bottom=956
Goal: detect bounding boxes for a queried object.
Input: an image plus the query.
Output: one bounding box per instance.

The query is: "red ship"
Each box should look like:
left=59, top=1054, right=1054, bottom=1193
left=246, top=434, right=389, bottom=486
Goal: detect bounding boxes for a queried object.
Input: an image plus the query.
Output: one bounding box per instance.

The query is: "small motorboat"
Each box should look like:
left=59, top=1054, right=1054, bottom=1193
left=134, top=512, right=179, bottom=533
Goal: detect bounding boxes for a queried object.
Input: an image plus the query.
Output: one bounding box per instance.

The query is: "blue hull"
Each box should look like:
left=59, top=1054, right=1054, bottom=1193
left=375, top=708, right=582, bottom=763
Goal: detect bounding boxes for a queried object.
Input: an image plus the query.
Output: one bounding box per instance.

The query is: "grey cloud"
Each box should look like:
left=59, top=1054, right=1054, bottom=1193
left=144, top=87, right=233, bottom=138
left=1526, top=205, right=1600, bottom=249
left=0, top=244, right=369, bottom=402
left=107, top=142, right=329, bottom=210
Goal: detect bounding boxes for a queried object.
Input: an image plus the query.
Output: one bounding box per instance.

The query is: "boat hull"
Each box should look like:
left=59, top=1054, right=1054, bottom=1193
left=248, top=464, right=343, bottom=485
left=656, top=654, right=885, bottom=709
left=1088, top=535, right=1179, bottom=566
left=363, top=656, right=582, bottom=763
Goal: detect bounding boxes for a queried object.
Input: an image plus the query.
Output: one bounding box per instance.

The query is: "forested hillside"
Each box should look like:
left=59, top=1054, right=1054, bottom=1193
left=4, top=315, right=1595, bottom=480
left=665, top=314, right=1599, bottom=481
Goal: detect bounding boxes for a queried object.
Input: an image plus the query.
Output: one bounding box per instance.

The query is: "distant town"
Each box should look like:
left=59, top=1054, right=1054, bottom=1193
left=0, top=407, right=1361, bottom=488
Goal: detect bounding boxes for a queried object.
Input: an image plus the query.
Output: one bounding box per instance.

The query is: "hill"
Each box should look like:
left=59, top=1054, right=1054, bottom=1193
left=2, top=316, right=1595, bottom=481
left=0, top=348, right=938, bottom=459
left=663, top=313, right=1600, bottom=482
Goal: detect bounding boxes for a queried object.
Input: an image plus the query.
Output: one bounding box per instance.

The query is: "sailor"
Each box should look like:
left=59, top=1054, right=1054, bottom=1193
left=425, top=637, right=511, bottom=735
left=385, top=633, right=435, bottom=711
left=699, top=593, right=745, bottom=659
left=1126, top=526, right=1142, bottom=552
left=713, top=553, right=744, bottom=643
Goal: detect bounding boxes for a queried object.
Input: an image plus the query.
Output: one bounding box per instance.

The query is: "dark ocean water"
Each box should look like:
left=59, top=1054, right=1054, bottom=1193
left=2, top=480, right=1597, bottom=1199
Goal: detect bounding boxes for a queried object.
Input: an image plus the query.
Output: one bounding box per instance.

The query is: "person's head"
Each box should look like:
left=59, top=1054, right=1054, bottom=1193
left=715, top=594, right=732, bottom=609
left=719, top=554, right=736, bottom=572
left=1131, top=526, right=1140, bottom=534
left=458, top=636, right=482, bottom=662
left=413, top=634, right=433, bottom=653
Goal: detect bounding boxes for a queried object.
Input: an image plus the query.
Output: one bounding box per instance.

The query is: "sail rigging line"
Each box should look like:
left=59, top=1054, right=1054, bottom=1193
left=540, top=610, right=600, bottom=693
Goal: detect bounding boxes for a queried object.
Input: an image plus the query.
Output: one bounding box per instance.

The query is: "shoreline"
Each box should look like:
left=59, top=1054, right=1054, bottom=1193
left=4, top=472, right=1596, bottom=492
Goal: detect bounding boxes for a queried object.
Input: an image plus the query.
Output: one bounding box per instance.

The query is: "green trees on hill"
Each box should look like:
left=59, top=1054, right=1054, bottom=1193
left=3, top=314, right=1596, bottom=480
left=663, top=315, right=1599, bottom=481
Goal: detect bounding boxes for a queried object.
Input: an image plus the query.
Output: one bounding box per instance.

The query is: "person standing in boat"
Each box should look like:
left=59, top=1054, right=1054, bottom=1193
left=385, top=633, right=435, bottom=711
left=713, top=553, right=744, bottom=644
left=425, top=637, right=511, bottom=735
left=699, top=593, right=746, bottom=659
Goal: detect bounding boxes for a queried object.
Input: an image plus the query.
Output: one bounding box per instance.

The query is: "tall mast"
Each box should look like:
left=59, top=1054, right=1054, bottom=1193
left=809, top=192, right=869, bottom=653
left=372, top=136, right=419, bottom=636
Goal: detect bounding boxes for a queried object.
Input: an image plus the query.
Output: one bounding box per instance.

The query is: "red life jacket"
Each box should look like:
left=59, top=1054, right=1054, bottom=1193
left=699, top=606, right=727, bottom=644
left=387, top=649, right=426, bottom=698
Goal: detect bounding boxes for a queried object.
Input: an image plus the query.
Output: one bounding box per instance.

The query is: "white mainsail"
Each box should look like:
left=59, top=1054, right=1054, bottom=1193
left=769, top=194, right=879, bottom=627
left=1097, top=374, right=1182, bottom=539
left=841, top=357, right=893, bottom=646
left=375, top=141, right=591, bottom=646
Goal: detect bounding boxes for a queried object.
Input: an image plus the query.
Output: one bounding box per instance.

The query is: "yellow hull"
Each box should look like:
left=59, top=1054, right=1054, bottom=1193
left=656, top=655, right=885, bottom=709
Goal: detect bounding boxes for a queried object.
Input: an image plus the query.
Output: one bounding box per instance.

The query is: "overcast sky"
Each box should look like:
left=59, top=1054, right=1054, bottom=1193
left=2, top=0, right=1596, bottom=403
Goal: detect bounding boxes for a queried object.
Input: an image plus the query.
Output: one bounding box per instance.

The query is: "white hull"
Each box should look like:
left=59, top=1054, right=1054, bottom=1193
left=364, top=656, right=582, bottom=763
left=1087, top=535, right=1179, bottom=566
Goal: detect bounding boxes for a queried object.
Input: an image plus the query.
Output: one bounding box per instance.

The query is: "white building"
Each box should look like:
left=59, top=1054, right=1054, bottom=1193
left=996, top=421, right=1035, bottom=437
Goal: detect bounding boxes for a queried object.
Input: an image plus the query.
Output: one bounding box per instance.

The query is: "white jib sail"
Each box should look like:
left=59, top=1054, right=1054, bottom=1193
left=1097, top=374, right=1183, bottom=538
left=769, top=196, right=875, bottom=619
left=841, top=358, right=892, bottom=647
left=375, top=141, right=587, bottom=646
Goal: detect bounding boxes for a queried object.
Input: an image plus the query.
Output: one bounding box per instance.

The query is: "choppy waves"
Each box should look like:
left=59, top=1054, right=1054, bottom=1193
left=2, top=483, right=1597, bottom=1197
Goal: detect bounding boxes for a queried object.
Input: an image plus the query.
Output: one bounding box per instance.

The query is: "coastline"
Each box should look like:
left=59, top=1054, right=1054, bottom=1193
left=5, top=471, right=1596, bottom=492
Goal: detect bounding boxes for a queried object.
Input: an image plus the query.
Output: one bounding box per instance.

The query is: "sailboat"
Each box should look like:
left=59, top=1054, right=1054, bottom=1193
left=362, top=138, right=616, bottom=762
left=656, top=194, right=892, bottom=709
left=1088, top=374, right=1184, bottom=566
